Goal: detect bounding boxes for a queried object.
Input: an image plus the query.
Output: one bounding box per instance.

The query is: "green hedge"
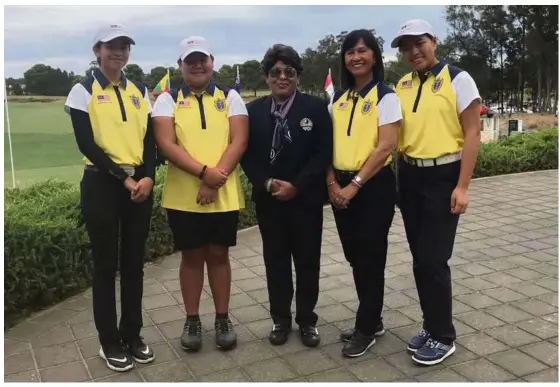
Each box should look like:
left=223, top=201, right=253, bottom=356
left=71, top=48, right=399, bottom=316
left=4, top=168, right=256, bottom=325
left=473, top=128, right=558, bottom=177
left=4, top=128, right=557, bottom=325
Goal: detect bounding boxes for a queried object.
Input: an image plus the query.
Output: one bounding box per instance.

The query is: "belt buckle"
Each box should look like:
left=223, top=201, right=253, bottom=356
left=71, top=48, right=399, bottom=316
left=123, top=167, right=135, bottom=177
left=404, top=156, right=413, bottom=166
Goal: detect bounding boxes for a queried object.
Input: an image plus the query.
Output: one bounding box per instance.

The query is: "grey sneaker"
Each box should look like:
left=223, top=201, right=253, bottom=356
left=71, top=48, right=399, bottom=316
left=340, top=321, right=385, bottom=342
left=181, top=319, right=202, bottom=352
left=215, top=318, right=237, bottom=351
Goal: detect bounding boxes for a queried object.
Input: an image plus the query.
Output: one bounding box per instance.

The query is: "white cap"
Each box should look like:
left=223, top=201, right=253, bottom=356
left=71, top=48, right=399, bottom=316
left=93, top=23, right=135, bottom=46
left=390, top=19, right=435, bottom=48
left=179, top=36, right=211, bottom=61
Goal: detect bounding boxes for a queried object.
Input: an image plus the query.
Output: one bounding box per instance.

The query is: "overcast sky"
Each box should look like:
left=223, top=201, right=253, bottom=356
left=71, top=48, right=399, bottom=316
left=4, top=5, right=448, bottom=78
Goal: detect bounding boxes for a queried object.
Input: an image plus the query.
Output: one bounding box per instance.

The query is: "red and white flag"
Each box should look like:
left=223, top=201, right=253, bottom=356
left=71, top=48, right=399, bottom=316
left=324, top=68, right=334, bottom=98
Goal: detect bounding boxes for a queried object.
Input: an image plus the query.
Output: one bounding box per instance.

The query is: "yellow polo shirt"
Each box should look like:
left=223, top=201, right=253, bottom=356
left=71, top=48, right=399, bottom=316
left=64, top=68, right=150, bottom=166
left=329, top=80, right=402, bottom=171
left=396, top=61, right=481, bottom=159
left=152, top=82, right=247, bottom=213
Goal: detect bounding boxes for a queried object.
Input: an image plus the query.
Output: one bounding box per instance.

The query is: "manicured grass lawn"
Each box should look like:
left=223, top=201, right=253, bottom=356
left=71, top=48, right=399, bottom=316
left=3, top=92, right=272, bottom=187
left=4, top=100, right=83, bottom=187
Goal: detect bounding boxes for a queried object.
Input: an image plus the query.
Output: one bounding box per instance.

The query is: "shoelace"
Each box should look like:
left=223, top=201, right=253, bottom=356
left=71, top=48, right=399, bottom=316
left=418, top=329, right=429, bottom=338
left=185, top=321, right=202, bottom=335
left=424, top=338, right=441, bottom=349
left=216, top=319, right=233, bottom=332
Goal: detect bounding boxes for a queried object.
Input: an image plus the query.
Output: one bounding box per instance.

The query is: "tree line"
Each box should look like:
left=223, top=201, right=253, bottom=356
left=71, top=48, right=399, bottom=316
left=6, top=6, right=557, bottom=112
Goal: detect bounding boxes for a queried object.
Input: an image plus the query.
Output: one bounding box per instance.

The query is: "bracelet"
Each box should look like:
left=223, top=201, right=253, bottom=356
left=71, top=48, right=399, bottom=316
left=350, top=179, right=362, bottom=189
left=327, top=181, right=336, bottom=187
left=199, top=165, right=208, bottom=180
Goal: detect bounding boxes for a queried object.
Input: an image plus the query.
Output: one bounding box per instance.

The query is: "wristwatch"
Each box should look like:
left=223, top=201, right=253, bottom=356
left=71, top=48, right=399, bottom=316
left=351, top=175, right=363, bottom=188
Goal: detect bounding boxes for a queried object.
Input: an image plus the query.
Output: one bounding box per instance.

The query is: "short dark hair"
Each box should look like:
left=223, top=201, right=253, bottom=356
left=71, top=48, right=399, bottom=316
left=340, top=29, right=385, bottom=90
left=261, top=44, right=303, bottom=77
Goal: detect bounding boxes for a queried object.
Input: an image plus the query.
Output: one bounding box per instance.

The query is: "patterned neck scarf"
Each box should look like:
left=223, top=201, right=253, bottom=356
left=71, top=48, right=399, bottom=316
left=270, top=92, right=296, bottom=164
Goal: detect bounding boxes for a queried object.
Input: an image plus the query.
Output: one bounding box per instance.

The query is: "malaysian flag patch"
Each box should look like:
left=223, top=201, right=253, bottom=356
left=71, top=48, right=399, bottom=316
left=178, top=100, right=191, bottom=108
left=96, top=95, right=111, bottom=103
left=401, top=80, right=413, bottom=88
left=338, top=102, right=349, bottom=109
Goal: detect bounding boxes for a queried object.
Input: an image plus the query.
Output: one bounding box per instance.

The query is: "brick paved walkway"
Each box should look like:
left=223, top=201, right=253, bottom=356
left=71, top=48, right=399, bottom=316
left=5, top=170, right=558, bottom=382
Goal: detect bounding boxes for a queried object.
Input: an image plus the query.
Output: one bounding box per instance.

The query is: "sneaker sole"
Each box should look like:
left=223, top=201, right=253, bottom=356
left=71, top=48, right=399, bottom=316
left=216, top=342, right=237, bottom=351
left=407, top=345, right=420, bottom=353
left=181, top=344, right=202, bottom=352
left=301, top=338, right=321, bottom=348
left=99, top=348, right=134, bottom=372
left=269, top=331, right=291, bottom=346
left=411, top=344, right=456, bottom=366
left=132, top=355, right=155, bottom=364
left=341, top=329, right=385, bottom=343
left=342, top=338, right=376, bottom=358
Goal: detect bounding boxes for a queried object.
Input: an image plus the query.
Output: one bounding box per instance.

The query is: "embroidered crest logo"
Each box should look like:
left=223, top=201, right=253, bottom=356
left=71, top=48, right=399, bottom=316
left=300, top=117, right=313, bottom=131
left=362, top=100, right=373, bottom=114
left=131, top=95, right=141, bottom=109
left=432, top=78, right=444, bottom=93
left=401, top=80, right=413, bottom=88
left=215, top=98, right=226, bottom=112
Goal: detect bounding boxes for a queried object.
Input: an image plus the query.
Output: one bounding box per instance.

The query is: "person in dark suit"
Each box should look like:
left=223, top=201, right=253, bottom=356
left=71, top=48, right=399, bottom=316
left=240, top=44, right=333, bottom=348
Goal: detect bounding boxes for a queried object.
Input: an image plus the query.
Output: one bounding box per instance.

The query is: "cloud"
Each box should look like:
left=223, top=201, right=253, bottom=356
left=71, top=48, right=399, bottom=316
left=4, top=5, right=269, bottom=42
left=4, top=5, right=447, bottom=78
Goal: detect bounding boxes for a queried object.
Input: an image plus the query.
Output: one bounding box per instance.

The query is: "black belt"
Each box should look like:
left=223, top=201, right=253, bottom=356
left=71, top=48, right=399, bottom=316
left=85, top=164, right=140, bottom=177
left=334, top=169, right=358, bottom=183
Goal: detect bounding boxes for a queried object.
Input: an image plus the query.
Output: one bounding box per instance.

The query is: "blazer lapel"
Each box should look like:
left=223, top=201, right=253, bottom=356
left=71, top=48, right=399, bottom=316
left=259, top=96, right=274, bottom=163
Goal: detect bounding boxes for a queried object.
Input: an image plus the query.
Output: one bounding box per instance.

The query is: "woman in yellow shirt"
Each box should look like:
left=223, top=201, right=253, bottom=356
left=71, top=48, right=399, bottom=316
left=327, top=29, right=402, bottom=358
left=391, top=19, right=481, bottom=366
left=153, top=36, right=248, bottom=353
left=65, top=23, right=156, bottom=372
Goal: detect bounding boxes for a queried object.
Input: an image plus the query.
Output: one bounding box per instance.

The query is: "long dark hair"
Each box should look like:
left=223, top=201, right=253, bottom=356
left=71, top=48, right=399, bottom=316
left=340, top=29, right=385, bottom=90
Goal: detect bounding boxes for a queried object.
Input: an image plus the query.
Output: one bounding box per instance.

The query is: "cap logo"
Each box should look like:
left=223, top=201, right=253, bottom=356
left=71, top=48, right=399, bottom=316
left=110, top=24, right=122, bottom=28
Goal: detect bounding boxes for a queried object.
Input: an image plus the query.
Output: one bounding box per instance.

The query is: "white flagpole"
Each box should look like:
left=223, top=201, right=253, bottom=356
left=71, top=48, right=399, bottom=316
left=4, top=81, right=16, bottom=188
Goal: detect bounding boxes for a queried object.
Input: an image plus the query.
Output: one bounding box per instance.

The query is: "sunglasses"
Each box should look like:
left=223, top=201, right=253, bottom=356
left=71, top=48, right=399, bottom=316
left=268, top=66, right=297, bottom=79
